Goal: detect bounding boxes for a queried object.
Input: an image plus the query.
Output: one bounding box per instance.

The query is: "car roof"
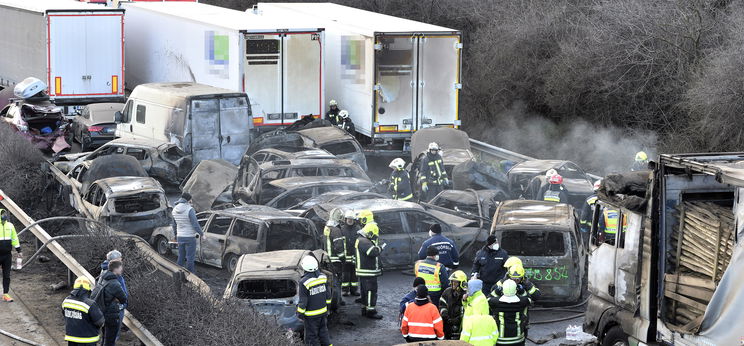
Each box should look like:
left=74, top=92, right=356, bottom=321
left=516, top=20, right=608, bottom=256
left=103, top=137, right=172, bottom=149
left=212, top=205, right=303, bottom=221
left=268, top=177, right=372, bottom=190
left=494, top=200, right=573, bottom=227
left=95, top=177, right=163, bottom=196
left=296, top=126, right=353, bottom=145
left=509, top=160, right=567, bottom=173
left=258, top=158, right=358, bottom=169
left=329, top=198, right=424, bottom=213
left=255, top=148, right=334, bottom=159
left=235, top=249, right=309, bottom=274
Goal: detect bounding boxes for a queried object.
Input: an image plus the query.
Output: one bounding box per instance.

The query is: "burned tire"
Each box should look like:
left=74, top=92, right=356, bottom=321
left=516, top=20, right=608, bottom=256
left=224, top=253, right=239, bottom=273
left=602, top=326, right=628, bottom=346
left=155, top=236, right=170, bottom=256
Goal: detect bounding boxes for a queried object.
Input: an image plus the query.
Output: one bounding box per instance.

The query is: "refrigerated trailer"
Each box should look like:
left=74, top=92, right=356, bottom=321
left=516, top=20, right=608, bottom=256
left=0, top=0, right=125, bottom=111
left=257, top=3, right=462, bottom=151
left=122, top=2, right=324, bottom=130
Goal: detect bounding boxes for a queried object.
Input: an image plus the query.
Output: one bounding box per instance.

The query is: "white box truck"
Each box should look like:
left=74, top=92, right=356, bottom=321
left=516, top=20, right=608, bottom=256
left=257, top=3, right=463, bottom=151
left=0, top=0, right=125, bottom=111
left=122, top=2, right=324, bottom=131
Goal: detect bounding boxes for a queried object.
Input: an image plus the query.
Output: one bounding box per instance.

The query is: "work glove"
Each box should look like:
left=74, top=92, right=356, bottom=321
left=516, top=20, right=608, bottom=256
left=422, top=182, right=429, bottom=193
left=443, top=178, right=450, bottom=186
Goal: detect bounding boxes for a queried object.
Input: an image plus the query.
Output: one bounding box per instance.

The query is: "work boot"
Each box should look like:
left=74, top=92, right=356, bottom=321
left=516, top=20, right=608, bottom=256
left=364, top=309, right=383, bottom=320
left=342, top=290, right=350, bottom=297
left=354, top=297, right=363, bottom=304
left=2, top=294, right=13, bottom=302
left=340, top=300, right=346, bottom=306
left=360, top=307, right=367, bottom=317
left=351, top=290, right=361, bottom=296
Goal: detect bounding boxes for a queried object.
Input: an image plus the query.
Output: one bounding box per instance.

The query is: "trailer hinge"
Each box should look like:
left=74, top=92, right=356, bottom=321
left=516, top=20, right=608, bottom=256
left=455, top=43, right=463, bottom=49
left=373, top=84, right=381, bottom=91
left=454, top=83, right=462, bottom=90
left=373, top=122, right=380, bottom=127
left=454, top=120, right=462, bottom=126
left=374, top=43, right=383, bottom=50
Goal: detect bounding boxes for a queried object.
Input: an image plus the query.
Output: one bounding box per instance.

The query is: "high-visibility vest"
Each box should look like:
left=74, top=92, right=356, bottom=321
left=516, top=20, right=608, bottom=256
left=543, top=190, right=561, bottom=202
left=603, top=209, right=619, bottom=234
left=460, top=315, right=499, bottom=346
left=463, top=291, right=490, bottom=317
left=415, top=260, right=443, bottom=292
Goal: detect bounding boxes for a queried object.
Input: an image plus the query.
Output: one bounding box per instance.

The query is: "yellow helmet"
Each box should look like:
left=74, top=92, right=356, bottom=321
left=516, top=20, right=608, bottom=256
left=449, top=270, right=467, bottom=283
left=357, top=210, right=374, bottom=225
left=635, top=151, right=648, bottom=162
left=73, top=277, right=92, bottom=291
left=504, top=257, right=523, bottom=270
left=508, top=264, right=525, bottom=279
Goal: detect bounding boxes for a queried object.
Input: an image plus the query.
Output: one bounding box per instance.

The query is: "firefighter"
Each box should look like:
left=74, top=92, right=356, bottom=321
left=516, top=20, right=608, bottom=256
left=326, top=100, right=340, bottom=125
left=414, top=245, right=449, bottom=305
left=338, top=110, right=356, bottom=136
left=491, top=265, right=540, bottom=302
left=489, top=280, right=530, bottom=346
left=439, top=270, right=468, bottom=340
left=472, top=235, right=508, bottom=295
left=297, top=255, right=332, bottom=346
left=340, top=210, right=360, bottom=296
left=419, top=142, right=449, bottom=202
left=542, top=173, right=568, bottom=203
left=323, top=208, right=346, bottom=305
left=355, top=210, right=384, bottom=319
left=0, top=209, right=21, bottom=302
left=579, top=180, right=601, bottom=246
left=400, top=285, right=445, bottom=342
left=62, top=277, right=105, bottom=345
left=388, top=158, right=413, bottom=201
left=631, top=151, right=649, bottom=171
left=418, top=223, right=459, bottom=269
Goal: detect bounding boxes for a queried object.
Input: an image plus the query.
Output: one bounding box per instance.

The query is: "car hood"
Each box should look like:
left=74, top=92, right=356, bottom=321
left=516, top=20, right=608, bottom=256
left=181, top=159, right=238, bottom=212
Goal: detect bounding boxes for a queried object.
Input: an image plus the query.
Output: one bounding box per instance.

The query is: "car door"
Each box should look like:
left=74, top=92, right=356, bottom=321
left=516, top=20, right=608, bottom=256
left=403, top=210, right=449, bottom=258
left=228, top=219, right=261, bottom=256
left=194, top=212, right=212, bottom=262
left=200, top=215, right=234, bottom=268
left=375, top=211, right=411, bottom=268
left=80, top=183, right=102, bottom=219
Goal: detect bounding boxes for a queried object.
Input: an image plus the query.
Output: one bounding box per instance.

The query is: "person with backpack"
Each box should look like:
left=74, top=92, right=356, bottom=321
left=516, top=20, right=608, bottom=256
left=99, top=250, right=128, bottom=342
left=93, top=261, right=127, bottom=346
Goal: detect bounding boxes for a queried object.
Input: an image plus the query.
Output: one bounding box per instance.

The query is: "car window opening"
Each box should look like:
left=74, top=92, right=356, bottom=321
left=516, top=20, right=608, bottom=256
left=236, top=279, right=296, bottom=299
left=265, top=221, right=314, bottom=251
left=501, top=230, right=566, bottom=257
left=114, top=193, right=161, bottom=213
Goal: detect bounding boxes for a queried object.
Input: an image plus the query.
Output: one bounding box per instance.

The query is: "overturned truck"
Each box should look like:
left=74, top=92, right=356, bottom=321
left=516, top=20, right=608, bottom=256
left=585, top=153, right=744, bottom=345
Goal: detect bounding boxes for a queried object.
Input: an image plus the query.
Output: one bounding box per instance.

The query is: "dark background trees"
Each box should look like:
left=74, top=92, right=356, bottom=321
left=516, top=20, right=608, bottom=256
left=207, top=0, right=744, bottom=172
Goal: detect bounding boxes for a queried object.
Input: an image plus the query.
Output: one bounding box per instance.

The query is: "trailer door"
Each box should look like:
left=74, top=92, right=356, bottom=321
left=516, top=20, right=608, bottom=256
left=418, top=35, right=460, bottom=129
left=244, top=36, right=282, bottom=126
left=374, top=36, right=416, bottom=133
left=283, top=32, right=323, bottom=120
left=218, top=96, right=252, bottom=165
left=47, top=11, right=124, bottom=100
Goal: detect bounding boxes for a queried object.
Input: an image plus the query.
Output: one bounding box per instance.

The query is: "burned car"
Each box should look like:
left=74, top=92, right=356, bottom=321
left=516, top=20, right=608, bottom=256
left=248, top=147, right=335, bottom=164
left=179, top=159, right=239, bottom=212
left=507, top=159, right=594, bottom=209
left=410, top=127, right=475, bottom=181
left=68, top=102, right=123, bottom=151
left=153, top=205, right=321, bottom=272
left=422, top=189, right=505, bottom=226
left=285, top=190, right=387, bottom=214
left=223, top=249, right=340, bottom=331
left=303, top=199, right=487, bottom=269
left=490, top=200, right=586, bottom=304
left=54, top=138, right=192, bottom=185
left=248, top=124, right=367, bottom=170
left=1, top=97, right=69, bottom=153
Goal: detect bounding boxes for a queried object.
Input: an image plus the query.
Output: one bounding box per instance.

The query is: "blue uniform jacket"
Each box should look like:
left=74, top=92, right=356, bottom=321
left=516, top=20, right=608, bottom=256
left=418, top=234, right=459, bottom=267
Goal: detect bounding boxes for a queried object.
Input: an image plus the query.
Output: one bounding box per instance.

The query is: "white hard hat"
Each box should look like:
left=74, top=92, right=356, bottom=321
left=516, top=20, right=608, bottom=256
left=300, top=255, right=319, bottom=272
left=545, top=169, right=558, bottom=178
left=389, top=158, right=405, bottom=170
left=344, top=210, right=357, bottom=219
left=329, top=208, right=344, bottom=223
left=428, top=142, right=439, bottom=151
left=593, top=180, right=602, bottom=192
left=329, top=100, right=338, bottom=106
left=339, top=110, right=349, bottom=118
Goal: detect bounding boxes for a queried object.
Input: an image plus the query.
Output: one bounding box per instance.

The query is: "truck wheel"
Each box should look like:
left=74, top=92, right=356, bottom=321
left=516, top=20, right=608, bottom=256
left=603, top=326, right=628, bottom=346
left=155, top=236, right=170, bottom=256
left=224, top=254, right=239, bottom=273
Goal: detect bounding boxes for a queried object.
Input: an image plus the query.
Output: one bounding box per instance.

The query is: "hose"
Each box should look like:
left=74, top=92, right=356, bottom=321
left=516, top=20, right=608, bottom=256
left=530, top=312, right=585, bottom=324
left=0, top=327, right=44, bottom=346
left=531, top=298, right=589, bottom=311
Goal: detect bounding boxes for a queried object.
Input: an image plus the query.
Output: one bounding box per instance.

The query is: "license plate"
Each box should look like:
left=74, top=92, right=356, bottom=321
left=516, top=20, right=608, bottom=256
left=104, top=128, right=115, bottom=134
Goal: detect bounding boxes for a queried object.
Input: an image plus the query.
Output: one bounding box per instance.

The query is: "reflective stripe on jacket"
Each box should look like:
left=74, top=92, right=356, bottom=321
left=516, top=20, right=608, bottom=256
left=414, top=259, right=444, bottom=292
left=63, top=295, right=104, bottom=343
left=0, top=217, right=20, bottom=255
left=297, top=272, right=331, bottom=318
left=488, top=296, right=530, bottom=344
left=460, top=315, right=499, bottom=346
left=419, top=153, right=447, bottom=185
left=355, top=236, right=381, bottom=277
left=603, top=209, right=620, bottom=234
left=390, top=169, right=413, bottom=201
left=323, top=224, right=346, bottom=263
left=401, top=302, right=445, bottom=340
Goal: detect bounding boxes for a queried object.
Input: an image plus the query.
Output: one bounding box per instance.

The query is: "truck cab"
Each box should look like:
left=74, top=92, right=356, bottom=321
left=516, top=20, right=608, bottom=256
left=585, top=153, right=744, bottom=345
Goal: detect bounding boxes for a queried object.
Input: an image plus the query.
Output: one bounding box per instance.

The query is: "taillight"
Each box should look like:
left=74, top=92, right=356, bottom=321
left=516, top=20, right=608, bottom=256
left=87, top=126, right=104, bottom=132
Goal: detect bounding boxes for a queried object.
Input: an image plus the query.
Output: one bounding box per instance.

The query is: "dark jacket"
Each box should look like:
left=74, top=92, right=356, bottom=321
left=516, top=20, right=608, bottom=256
left=63, top=289, right=105, bottom=344
left=100, top=260, right=128, bottom=309
left=439, top=286, right=466, bottom=339
left=355, top=235, right=382, bottom=277
left=340, top=118, right=355, bottom=136
left=472, top=247, right=509, bottom=286
left=323, top=224, right=346, bottom=263
left=297, top=271, right=331, bottom=319
left=389, top=169, right=413, bottom=201
left=542, top=184, right=568, bottom=203
left=419, top=152, right=448, bottom=186
left=491, top=278, right=541, bottom=303
left=399, top=289, right=417, bottom=316
left=418, top=234, right=459, bottom=267
left=326, top=108, right=340, bottom=126
left=340, top=223, right=359, bottom=260
left=100, top=271, right=128, bottom=319
left=488, top=295, right=530, bottom=345
left=579, top=195, right=598, bottom=234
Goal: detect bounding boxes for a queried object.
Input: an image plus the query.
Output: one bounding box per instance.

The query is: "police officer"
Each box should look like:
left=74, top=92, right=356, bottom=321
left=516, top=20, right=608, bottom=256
left=323, top=208, right=346, bottom=304
left=326, top=100, right=341, bottom=125
left=340, top=210, right=360, bottom=296
left=63, top=277, right=105, bottom=345
left=598, top=207, right=622, bottom=244
left=439, top=270, right=468, bottom=340
left=355, top=210, right=384, bottom=319
left=338, top=110, right=356, bottom=136
left=414, top=245, right=449, bottom=305
left=388, top=158, right=413, bottom=201
left=579, top=180, right=601, bottom=246
left=471, top=235, right=508, bottom=294
left=419, top=142, right=449, bottom=202
left=542, top=173, right=568, bottom=203
left=418, top=224, right=459, bottom=269
left=297, top=255, right=332, bottom=346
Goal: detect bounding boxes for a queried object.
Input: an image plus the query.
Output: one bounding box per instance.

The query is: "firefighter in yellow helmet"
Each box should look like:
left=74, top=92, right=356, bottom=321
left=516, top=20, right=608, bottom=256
left=631, top=151, right=649, bottom=171
left=439, top=270, right=468, bottom=339
left=63, top=277, right=105, bottom=345
left=354, top=210, right=385, bottom=319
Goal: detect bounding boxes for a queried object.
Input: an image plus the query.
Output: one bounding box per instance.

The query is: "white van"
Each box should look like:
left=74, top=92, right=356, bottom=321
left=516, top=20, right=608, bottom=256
left=115, top=83, right=252, bottom=165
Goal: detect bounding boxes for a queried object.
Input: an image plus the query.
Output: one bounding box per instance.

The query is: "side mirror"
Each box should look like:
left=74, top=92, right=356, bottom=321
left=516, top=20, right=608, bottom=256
left=114, top=111, right=122, bottom=123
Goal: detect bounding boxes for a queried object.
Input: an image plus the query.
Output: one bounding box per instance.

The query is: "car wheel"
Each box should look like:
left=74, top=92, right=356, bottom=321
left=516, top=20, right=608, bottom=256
left=603, top=326, right=628, bottom=346
left=155, top=236, right=170, bottom=256
left=223, top=253, right=239, bottom=273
